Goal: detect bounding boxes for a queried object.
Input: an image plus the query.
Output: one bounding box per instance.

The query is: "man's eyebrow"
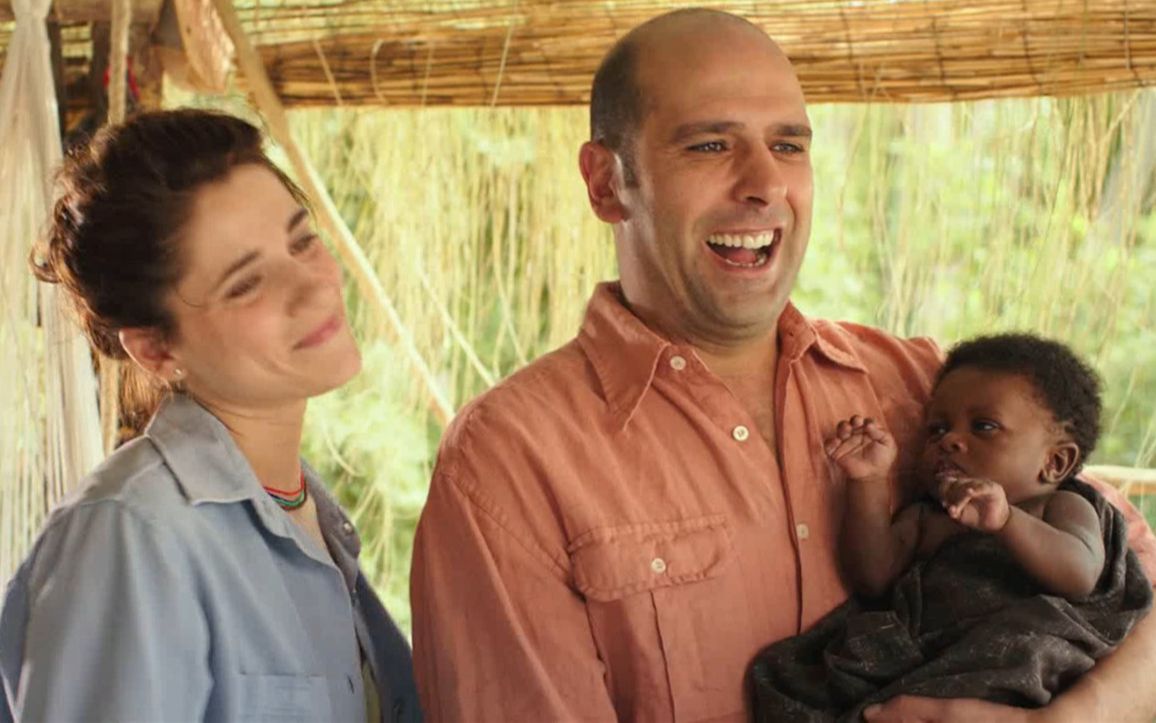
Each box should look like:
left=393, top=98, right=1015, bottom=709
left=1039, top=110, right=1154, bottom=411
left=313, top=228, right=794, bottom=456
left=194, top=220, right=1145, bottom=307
left=287, top=207, right=309, bottom=232
left=670, top=121, right=813, bottom=144
left=213, top=250, right=260, bottom=292
left=773, top=123, right=812, bottom=139
left=670, top=121, right=743, bottom=144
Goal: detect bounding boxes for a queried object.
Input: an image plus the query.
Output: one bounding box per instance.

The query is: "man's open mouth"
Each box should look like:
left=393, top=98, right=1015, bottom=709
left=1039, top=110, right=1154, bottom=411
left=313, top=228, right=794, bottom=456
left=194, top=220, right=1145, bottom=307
left=705, top=230, right=780, bottom=268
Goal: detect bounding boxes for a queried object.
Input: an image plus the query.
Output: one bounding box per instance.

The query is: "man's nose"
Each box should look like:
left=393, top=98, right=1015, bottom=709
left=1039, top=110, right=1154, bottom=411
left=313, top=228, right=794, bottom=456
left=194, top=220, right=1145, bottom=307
left=734, top=144, right=788, bottom=207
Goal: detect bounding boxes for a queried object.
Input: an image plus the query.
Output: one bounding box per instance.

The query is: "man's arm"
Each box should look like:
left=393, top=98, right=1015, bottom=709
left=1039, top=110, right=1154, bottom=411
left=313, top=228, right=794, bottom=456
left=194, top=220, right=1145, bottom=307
left=863, top=614, right=1156, bottom=723
left=410, top=470, right=617, bottom=722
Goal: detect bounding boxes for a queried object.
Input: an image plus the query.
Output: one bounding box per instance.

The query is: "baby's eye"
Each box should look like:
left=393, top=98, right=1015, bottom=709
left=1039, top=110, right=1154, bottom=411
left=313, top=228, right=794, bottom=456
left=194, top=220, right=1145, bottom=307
left=926, top=422, right=948, bottom=439
left=972, top=420, right=999, bottom=433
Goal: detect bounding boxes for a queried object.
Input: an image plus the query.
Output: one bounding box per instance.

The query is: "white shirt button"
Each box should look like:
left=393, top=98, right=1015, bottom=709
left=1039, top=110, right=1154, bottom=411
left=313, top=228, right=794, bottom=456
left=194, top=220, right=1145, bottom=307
left=669, top=355, right=687, bottom=371
left=342, top=521, right=355, bottom=535
left=796, top=523, right=810, bottom=540
left=732, top=425, right=750, bottom=442
left=650, top=557, right=667, bottom=574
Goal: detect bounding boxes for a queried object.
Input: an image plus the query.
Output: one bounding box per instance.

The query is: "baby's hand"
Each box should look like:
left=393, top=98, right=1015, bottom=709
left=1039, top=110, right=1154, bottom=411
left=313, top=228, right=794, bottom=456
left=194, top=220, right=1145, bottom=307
left=824, top=415, right=897, bottom=483
left=936, top=476, right=1010, bottom=532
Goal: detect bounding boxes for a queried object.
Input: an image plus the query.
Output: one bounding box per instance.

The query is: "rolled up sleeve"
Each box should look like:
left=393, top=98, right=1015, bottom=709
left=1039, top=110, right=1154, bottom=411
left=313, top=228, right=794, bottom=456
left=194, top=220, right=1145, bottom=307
left=1, top=500, right=211, bottom=722
left=410, top=472, right=617, bottom=722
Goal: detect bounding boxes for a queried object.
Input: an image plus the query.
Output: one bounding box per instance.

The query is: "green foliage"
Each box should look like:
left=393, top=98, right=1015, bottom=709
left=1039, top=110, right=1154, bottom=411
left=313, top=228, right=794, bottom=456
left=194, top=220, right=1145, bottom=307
left=300, top=342, right=431, bottom=633
left=798, top=97, right=1156, bottom=468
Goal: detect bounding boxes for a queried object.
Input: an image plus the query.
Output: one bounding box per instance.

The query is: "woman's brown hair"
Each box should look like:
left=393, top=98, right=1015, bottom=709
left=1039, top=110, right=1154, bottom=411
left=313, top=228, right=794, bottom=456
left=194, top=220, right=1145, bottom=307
left=33, top=109, right=305, bottom=438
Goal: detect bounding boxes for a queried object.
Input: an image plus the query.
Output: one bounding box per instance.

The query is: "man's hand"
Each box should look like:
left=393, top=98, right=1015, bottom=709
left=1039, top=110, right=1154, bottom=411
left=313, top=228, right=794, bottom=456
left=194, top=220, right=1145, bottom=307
left=825, top=415, right=897, bottom=483
left=936, top=476, right=1010, bottom=532
left=862, top=695, right=1037, bottom=723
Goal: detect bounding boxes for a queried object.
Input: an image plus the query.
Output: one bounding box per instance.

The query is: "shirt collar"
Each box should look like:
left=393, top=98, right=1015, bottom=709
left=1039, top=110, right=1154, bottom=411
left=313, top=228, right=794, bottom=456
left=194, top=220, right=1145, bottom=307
left=577, top=282, right=673, bottom=429
left=145, top=393, right=265, bottom=505
left=577, top=282, right=867, bottom=430
left=776, top=303, right=869, bottom=372
left=145, top=394, right=364, bottom=581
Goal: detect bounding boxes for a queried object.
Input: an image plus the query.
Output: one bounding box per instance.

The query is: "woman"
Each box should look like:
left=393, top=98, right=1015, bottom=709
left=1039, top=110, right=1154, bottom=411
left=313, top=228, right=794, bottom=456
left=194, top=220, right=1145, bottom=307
left=0, top=109, right=420, bottom=722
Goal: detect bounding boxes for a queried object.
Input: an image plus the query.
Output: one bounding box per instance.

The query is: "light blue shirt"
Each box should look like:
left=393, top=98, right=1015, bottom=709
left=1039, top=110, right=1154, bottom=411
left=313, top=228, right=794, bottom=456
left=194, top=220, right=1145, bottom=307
left=0, top=395, right=420, bottom=722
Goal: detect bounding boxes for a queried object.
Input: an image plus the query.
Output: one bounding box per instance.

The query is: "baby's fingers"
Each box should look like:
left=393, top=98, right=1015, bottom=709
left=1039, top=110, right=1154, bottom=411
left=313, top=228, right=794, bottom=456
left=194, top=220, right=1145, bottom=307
left=862, top=420, right=893, bottom=445
left=826, top=433, right=870, bottom=461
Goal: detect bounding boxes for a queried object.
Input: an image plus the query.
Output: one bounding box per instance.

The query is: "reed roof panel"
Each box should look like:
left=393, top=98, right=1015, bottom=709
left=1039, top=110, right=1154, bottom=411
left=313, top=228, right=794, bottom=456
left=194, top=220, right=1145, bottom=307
left=2, top=0, right=1155, bottom=105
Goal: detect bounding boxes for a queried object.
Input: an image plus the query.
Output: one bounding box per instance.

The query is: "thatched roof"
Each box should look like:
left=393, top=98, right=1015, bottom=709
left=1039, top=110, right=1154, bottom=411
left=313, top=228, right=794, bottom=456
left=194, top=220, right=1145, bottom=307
left=2, top=0, right=1155, bottom=109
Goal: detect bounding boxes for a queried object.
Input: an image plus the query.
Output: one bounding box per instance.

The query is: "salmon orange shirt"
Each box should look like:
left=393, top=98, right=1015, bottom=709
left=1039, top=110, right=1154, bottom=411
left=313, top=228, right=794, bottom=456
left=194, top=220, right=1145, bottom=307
left=411, top=282, right=1156, bottom=722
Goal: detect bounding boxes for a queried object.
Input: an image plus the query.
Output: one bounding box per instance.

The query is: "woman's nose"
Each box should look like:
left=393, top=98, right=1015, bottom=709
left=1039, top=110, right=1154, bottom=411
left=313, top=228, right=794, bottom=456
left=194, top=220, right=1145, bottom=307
left=287, top=263, right=328, bottom=311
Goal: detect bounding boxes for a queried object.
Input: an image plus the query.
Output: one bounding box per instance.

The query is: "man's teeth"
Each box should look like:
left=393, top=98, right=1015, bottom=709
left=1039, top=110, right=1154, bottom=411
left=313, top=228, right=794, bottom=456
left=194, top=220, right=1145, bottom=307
left=706, top=231, right=777, bottom=249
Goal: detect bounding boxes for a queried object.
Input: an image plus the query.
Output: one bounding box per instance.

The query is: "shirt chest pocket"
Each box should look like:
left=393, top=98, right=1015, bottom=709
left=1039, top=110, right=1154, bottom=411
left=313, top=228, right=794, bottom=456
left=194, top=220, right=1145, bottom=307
left=569, top=515, right=749, bottom=720
left=237, top=673, right=333, bottom=722
left=569, top=514, right=734, bottom=600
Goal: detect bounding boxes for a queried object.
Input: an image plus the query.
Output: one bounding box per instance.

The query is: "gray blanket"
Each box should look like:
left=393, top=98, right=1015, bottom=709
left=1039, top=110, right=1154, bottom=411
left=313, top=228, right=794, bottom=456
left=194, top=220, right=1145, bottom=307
left=748, top=479, right=1152, bottom=722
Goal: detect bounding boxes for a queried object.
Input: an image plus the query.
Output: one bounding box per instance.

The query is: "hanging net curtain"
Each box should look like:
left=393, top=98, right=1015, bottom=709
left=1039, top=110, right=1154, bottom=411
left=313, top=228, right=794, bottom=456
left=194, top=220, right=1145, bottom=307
left=0, top=0, right=102, bottom=581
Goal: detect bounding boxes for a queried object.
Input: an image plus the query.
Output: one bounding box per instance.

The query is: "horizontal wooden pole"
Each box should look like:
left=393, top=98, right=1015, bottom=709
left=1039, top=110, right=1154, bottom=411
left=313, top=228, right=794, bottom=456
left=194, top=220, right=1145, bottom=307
left=1086, top=465, right=1156, bottom=496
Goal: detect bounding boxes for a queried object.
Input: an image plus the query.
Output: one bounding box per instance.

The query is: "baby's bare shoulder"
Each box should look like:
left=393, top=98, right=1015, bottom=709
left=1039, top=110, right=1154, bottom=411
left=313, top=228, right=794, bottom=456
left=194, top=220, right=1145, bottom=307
left=1043, top=489, right=1101, bottom=534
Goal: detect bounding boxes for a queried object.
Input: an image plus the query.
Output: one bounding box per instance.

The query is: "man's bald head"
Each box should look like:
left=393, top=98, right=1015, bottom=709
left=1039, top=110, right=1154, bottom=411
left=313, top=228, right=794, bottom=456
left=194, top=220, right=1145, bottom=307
left=589, top=9, right=787, bottom=181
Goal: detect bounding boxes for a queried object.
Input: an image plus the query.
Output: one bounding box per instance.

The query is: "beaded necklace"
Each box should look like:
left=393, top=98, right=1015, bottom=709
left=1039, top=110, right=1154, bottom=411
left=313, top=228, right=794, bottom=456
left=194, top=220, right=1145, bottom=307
left=263, top=471, right=308, bottom=511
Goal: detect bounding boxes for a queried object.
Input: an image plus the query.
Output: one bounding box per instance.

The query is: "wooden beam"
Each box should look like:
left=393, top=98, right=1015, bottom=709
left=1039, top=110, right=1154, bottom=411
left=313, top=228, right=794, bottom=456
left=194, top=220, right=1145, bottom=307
left=1, top=0, right=163, bottom=24
left=153, top=0, right=233, bottom=93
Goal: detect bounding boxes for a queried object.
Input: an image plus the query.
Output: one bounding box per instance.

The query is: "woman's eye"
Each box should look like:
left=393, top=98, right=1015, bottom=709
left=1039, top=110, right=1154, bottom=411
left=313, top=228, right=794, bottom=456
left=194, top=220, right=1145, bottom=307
left=688, top=140, right=727, bottom=153
left=226, top=276, right=261, bottom=299
left=772, top=142, right=805, bottom=155
left=290, top=233, right=317, bottom=254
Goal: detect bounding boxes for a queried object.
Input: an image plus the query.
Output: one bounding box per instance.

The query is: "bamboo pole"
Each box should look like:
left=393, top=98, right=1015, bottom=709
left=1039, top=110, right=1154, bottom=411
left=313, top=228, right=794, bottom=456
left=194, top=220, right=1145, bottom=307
left=208, top=0, right=455, bottom=424
left=100, top=0, right=132, bottom=453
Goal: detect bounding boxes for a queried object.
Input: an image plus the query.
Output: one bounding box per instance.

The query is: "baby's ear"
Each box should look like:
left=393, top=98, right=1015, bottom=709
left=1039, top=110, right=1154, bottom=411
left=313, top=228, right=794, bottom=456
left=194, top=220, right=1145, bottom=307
left=1041, top=441, right=1080, bottom=484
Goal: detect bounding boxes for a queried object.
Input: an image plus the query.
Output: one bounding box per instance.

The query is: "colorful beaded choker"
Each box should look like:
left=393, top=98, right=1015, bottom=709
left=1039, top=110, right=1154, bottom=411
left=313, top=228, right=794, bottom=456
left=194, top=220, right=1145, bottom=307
left=263, top=471, right=308, bottom=511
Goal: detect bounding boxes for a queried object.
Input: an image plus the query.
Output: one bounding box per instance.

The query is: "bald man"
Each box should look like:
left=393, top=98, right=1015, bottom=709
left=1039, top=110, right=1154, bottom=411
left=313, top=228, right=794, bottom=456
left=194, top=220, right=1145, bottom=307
left=410, top=10, right=1156, bottom=721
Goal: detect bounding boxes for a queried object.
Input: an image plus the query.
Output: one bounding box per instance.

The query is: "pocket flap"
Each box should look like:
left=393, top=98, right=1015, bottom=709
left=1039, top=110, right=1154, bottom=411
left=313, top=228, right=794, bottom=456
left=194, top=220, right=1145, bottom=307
left=568, top=514, right=733, bottom=602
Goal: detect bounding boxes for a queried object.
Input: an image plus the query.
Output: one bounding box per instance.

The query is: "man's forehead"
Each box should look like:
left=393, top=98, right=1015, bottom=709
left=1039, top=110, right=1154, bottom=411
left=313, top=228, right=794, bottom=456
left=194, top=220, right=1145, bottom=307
left=640, top=64, right=808, bottom=134
left=633, top=23, right=802, bottom=111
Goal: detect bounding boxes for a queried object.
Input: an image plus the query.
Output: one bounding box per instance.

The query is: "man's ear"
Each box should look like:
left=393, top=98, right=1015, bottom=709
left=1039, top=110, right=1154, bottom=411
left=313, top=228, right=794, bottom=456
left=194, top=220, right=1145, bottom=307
left=579, top=141, right=629, bottom=224
left=1040, top=441, right=1081, bottom=484
left=118, top=327, right=181, bottom=383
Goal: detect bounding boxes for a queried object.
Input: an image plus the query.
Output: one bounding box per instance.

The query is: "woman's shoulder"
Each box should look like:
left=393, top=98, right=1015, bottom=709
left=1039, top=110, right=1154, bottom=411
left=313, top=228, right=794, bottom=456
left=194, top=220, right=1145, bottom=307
left=9, top=439, right=198, bottom=600
left=21, top=437, right=196, bottom=577
left=52, top=435, right=188, bottom=526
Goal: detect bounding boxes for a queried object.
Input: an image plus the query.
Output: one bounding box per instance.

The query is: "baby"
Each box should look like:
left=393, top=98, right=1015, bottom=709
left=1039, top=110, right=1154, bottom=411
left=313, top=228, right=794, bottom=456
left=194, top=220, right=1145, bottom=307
left=749, top=333, right=1151, bottom=722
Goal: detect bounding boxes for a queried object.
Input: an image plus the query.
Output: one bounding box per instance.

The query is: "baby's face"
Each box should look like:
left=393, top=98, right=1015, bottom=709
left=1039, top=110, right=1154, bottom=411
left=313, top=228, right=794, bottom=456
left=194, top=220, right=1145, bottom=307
left=919, top=367, right=1065, bottom=505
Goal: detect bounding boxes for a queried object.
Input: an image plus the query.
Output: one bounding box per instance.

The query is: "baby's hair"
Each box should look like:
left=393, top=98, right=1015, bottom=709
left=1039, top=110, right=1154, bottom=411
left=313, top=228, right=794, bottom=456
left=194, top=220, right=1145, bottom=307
left=937, top=333, right=1101, bottom=472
